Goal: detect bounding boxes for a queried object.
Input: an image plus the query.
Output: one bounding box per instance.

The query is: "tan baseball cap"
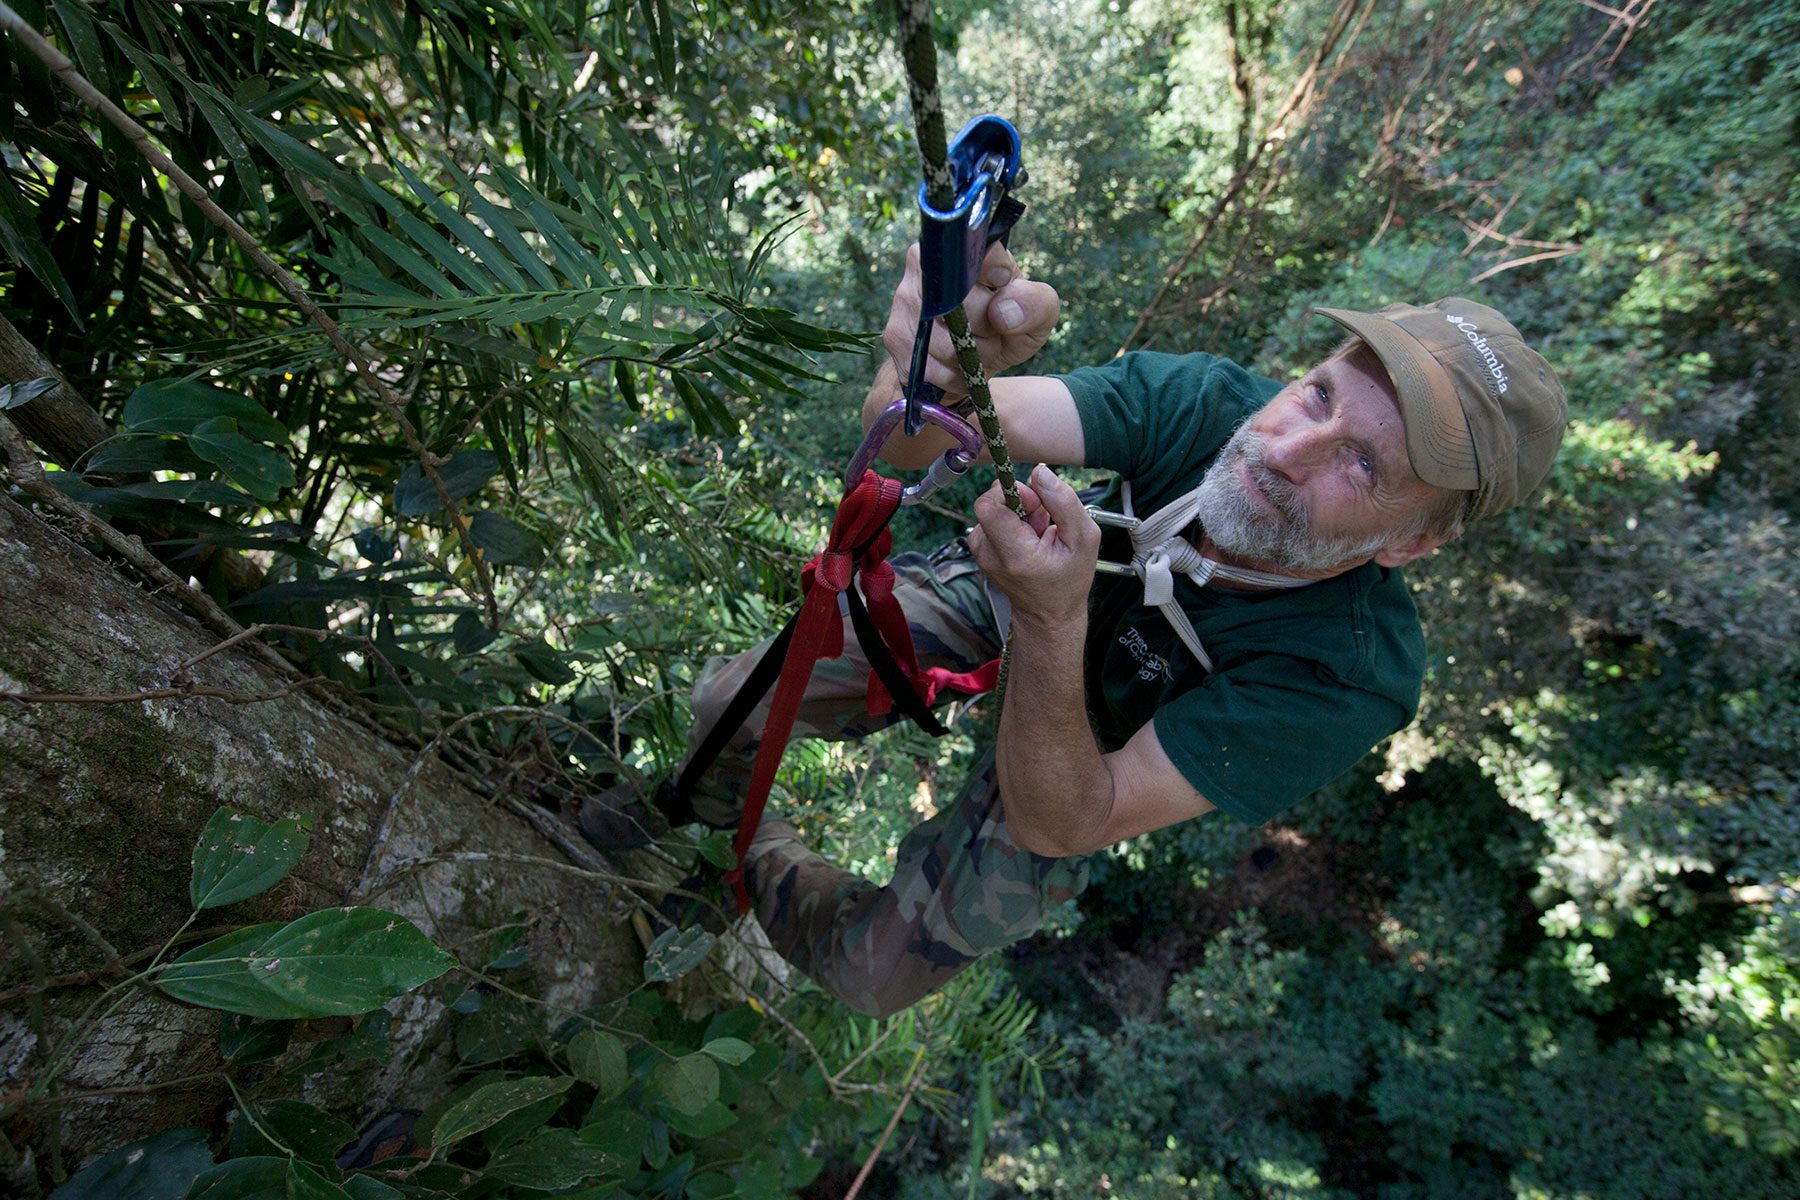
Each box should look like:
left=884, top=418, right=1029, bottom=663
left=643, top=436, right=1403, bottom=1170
left=1315, top=298, right=1567, bottom=519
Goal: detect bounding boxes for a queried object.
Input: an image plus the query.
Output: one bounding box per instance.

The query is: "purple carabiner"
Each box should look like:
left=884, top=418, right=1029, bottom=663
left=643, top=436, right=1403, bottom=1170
left=845, top=398, right=985, bottom=506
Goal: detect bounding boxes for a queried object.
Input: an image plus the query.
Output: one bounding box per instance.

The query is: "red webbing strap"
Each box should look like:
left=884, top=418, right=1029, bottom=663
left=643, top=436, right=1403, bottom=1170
left=859, top=560, right=1000, bottom=716
left=724, top=471, right=906, bottom=913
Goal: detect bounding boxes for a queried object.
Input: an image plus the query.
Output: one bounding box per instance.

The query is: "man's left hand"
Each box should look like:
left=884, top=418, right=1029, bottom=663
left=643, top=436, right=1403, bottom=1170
left=967, top=464, right=1100, bottom=627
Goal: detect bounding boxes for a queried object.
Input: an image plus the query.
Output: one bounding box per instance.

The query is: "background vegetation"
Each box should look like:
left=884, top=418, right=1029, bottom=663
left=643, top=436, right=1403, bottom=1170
left=1, top=0, right=1795, bottom=1197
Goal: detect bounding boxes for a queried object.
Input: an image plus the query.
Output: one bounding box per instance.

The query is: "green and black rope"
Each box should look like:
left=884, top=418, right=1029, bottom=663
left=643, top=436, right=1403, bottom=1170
left=893, top=0, right=1028, bottom=521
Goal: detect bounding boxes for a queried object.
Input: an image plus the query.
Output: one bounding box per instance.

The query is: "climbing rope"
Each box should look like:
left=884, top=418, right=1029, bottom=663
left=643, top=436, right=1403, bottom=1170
left=893, top=0, right=1028, bottom=521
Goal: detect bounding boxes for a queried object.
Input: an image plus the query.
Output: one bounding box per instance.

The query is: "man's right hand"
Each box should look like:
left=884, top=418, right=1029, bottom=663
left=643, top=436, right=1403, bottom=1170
left=882, top=242, right=1061, bottom=395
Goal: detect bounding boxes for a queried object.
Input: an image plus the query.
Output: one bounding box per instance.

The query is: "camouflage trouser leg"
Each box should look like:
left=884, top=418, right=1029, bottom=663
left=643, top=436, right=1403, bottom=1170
left=684, top=542, right=1090, bottom=1018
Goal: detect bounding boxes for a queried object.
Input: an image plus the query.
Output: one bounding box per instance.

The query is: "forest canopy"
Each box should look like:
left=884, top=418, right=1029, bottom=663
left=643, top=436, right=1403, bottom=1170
left=1, top=1, right=1796, bottom=1198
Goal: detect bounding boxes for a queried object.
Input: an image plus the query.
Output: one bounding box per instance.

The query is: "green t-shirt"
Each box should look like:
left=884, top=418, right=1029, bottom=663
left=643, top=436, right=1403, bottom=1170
left=1057, top=351, right=1426, bottom=825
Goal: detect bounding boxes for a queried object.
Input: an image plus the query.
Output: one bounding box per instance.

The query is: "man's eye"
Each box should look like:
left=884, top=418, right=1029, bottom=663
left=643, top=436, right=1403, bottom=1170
left=1312, top=384, right=1329, bottom=408
left=1359, top=454, right=1374, bottom=476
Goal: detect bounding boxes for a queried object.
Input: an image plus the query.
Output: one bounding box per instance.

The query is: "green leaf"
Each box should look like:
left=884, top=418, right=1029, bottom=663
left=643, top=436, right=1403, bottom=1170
left=577, top=1104, right=650, bottom=1164
left=188, top=417, right=296, bottom=502
left=186, top=1157, right=288, bottom=1200
left=124, top=380, right=289, bottom=443
left=352, top=528, right=394, bottom=564
left=189, top=807, right=311, bottom=910
left=468, top=511, right=544, bottom=567
left=393, top=450, right=499, bottom=517
left=643, top=926, right=715, bottom=983
left=47, top=1127, right=212, bottom=1200
left=484, top=1128, right=620, bottom=1191
left=451, top=611, right=498, bottom=654
left=246, top=908, right=455, bottom=1017
left=84, top=435, right=209, bottom=475
left=695, top=831, right=736, bottom=870
left=157, top=922, right=297, bottom=1017
left=342, top=1177, right=404, bottom=1200
left=568, top=1030, right=630, bottom=1099
left=228, top=1100, right=355, bottom=1166
left=514, top=640, right=577, bottom=685
left=218, top=1012, right=295, bottom=1065
left=700, top=1036, right=754, bottom=1066
left=157, top=910, right=450, bottom=1018
left=664, top=1099, right=736, bottom=1140
left=287, top=1160, right=352, bottom=1200
left=0, top=376, right=56, bottom=410
left=685, top=1171, right=736, bottom=1200
left=431, top=1076, right=574, bottom=1153
left=652, top=1053, right=718, bottom=1116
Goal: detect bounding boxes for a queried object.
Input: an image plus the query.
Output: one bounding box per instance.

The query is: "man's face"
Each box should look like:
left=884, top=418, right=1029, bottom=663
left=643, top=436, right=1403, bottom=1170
left=1193, top=343, right=1453, bottom=573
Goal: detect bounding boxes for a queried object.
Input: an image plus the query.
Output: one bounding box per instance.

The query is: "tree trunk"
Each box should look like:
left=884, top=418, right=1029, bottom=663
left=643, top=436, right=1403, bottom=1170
left=0, top=494, right=640, bottom=1164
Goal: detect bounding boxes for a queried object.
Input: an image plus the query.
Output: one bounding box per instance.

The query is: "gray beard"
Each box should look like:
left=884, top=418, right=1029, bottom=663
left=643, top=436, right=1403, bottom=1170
left=1191, top=424, right=1397, bottom=572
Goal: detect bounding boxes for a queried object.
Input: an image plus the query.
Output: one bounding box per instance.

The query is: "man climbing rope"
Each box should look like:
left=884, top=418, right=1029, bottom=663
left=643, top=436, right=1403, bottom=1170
left=583, top=241, right=1567, bottom=1018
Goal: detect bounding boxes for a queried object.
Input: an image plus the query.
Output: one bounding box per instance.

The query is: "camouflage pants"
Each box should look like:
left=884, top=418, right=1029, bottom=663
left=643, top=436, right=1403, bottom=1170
left=685, top=542, right=1089, bottom=1018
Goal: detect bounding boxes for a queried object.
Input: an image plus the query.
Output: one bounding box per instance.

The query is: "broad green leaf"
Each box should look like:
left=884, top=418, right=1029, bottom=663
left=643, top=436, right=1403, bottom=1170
left=695, top=831, right=736, bottom=870
left=246, top=908, right=455, bottom=1016
left=156, top=922, right=298, bottom=1017
left=484, top=1128, right=619, bottom=1191
left=352, top=527, right=395, bottom=564
left=342, top=1177, right=404, bottom=1200
left=664, top=1100, right=736, bottom=1140
left=431, top=1076, right=573, bottom=1152
left=189, top=807, right=311, bottom=910
left=0, top=376, right=56, bottom=410
left=47, top=1127, right=212, bottom=1200
left=188, top=417, right=295, bottom=502
left=568, top=1030, right=630, bottom=1099
left=287, top=1159, right=353, bottom=1200
left=228, top=1100, right=355, bottom=1166
left=186, top=1156, right=288, bottom=1200
left=218, top=1012, right=295, bottom=1065
left=84, top=435, right=209, bottom=475
left=643, top=926, right=715, bottom=983
left=393, top=450, right=499, bottom=517
left=451, top=611, right=498, bottom=654
left=468, top=511, right=544, bottom=566
left=684, top=1171, right=736, bottom=1200
left=652, top=1053, right=718, bottom=1116
left=576, top=1104, right=650, bottom=1163
left=700, top=1036, right=754, bottom=1066
left=514, top=640, right=577, bottom=685
left=124, top=380, right=289, bottom=442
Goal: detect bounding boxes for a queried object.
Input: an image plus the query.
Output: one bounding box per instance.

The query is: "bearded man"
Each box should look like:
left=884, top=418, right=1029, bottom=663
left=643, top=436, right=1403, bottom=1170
left=582, top=244, right=1567, bottom=1018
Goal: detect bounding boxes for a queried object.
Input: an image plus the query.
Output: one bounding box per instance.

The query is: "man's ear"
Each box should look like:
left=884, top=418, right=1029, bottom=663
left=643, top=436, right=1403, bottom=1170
left=1373, top=530, right=1449, bottom=568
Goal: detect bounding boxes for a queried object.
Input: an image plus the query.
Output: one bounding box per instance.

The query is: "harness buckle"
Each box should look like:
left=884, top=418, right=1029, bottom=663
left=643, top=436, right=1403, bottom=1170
left=903, top=115, right=1029, bottom=436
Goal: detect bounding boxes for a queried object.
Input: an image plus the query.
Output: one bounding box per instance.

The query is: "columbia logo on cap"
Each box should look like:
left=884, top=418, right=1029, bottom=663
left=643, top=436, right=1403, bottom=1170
left=1445, top=313, right=1510, bottom=396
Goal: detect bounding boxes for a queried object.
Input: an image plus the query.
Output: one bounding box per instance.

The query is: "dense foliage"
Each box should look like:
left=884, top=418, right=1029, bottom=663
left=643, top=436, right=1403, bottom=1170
left=1, top=0, right=1795, bottom=1197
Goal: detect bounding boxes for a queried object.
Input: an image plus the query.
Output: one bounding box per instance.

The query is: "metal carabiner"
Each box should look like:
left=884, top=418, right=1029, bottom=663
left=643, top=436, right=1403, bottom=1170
left=846, top=397, right=986, bottom=507
left=1086, top=505, right=1140, bottom=576
left=902, top=115, right=1029, bottom=437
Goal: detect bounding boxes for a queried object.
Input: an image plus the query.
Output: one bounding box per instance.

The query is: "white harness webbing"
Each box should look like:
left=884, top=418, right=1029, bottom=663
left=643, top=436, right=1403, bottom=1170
left=1100, top=480, right=1311, bottom=674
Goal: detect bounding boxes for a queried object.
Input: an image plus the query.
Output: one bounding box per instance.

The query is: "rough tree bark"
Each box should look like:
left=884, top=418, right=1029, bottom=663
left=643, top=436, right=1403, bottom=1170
left=0, top=494, right=641, bottom=1163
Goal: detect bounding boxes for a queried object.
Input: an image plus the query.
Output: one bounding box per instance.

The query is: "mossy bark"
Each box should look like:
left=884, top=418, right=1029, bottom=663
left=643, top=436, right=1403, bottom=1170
left=0, top=495, right=639, bottom=1162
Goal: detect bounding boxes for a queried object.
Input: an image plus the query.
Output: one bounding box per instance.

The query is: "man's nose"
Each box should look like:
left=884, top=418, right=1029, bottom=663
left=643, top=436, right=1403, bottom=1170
left=1261, top=425, right=1324, bottom=484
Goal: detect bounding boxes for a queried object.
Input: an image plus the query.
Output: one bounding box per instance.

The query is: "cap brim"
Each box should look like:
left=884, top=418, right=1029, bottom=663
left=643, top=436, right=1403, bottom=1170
left=1316, top=307, right=1480, bottom=491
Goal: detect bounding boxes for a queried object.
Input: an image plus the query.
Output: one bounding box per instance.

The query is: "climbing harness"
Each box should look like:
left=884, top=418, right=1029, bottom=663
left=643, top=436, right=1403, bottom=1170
left=1089, top=480, right=1310, bottom=674
left=670, top=4, right=1031, bottom=914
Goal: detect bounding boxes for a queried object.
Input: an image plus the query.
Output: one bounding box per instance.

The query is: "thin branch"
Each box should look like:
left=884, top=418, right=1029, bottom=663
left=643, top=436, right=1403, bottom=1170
left=843, top=1048, right=927, bottom=1200
left=0, top=2, right=501, bottom=629
left=1467, top=245, right=1581, bottom=284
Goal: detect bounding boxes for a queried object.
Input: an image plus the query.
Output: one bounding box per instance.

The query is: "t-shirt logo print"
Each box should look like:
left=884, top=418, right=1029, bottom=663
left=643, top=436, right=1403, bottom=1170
left=1120, top=628, right=1173, bottom=682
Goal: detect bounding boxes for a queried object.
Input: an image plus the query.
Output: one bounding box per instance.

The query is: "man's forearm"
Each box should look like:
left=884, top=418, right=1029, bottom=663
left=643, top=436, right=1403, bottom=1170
left=993, top=610, right=1114, bottom=858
